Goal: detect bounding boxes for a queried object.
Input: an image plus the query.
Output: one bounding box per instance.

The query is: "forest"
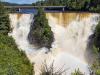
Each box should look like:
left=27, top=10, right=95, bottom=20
left=33, top=0, right=100, bottom=12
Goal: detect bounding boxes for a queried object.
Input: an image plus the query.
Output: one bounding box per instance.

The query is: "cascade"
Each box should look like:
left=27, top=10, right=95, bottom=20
left=9, top=13, right=100, bottom=75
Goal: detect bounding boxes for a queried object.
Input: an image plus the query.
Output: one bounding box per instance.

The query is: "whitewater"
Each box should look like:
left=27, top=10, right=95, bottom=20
left=9, top=13, right=100, bottom=75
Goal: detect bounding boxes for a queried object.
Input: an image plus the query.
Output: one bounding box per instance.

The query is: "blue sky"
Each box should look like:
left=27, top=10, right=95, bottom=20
left=5, top=0, right=38, bottom=4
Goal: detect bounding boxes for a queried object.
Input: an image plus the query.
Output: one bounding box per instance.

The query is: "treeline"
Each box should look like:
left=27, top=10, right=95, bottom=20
left=1, top=1, right=32, bottom=6
left=32, top=0, right=100, bottom=12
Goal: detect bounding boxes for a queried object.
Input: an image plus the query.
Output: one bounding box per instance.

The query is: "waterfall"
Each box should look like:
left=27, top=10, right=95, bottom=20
left=9, top=14, right=34, bottom=52
left=9, top=13, right=100, bottom=75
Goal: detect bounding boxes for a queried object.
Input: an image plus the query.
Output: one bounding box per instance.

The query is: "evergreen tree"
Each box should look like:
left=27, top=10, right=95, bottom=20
left=0, top=0, right=10, bottom=35
left=28, top=8, right=54, bottom=48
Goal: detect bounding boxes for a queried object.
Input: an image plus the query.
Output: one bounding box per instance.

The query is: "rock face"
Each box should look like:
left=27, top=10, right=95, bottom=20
left=28, top=9, right=54, bottom=49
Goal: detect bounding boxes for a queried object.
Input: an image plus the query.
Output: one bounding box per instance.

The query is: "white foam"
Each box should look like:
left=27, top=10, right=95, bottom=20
left=9, top=13, right=100, bottom=75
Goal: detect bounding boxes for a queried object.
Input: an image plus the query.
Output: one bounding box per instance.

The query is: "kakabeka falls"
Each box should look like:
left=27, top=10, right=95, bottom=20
left=0, top=0, right=98, bottom=73
left=5, top=5, right=100, bottom=75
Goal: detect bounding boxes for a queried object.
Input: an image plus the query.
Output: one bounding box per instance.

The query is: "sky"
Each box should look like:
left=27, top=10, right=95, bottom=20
left=5, top=0, right=38, bottom=4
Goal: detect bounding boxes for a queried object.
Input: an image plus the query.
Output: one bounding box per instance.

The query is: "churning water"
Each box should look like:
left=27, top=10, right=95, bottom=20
left=9, top=13, right=100, bottom=75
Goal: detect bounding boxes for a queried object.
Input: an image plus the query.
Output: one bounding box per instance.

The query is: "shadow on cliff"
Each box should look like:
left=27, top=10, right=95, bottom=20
left=85, top=34, right=97, bottom=65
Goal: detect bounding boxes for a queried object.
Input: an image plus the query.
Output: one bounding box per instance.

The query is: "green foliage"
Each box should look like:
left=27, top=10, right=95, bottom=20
left=0, top=34, right=33, bottom=75
left=28, top=8, right=54, bottom=48
left=91, top=61, right=100, bottom=75
left=92, top=21, right=100, bottom=75
left=0, top=15, right=10, bottom=35
left=0, top=1, right=11, bottom=35
left=33, top=0, right=100, bottom=12
left=95, top=69, right=100, bottom=75
left=94, top=22, right=100, bottom=54
left=71, top=69, right=84, bottom=75
left=0, top=1, right=33, bottom=75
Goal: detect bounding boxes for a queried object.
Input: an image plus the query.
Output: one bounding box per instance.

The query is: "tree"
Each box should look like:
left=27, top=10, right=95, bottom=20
left=94, top=22, right=100, bottom=54
left=28, top=8, right=54, bottom=48
left=0, top=0, right=10, bottom=35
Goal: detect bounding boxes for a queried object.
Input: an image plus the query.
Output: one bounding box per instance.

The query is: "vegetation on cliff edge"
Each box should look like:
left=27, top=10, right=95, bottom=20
left=94, top=22, right=100, bottom=55
left=0, top=1, right=10, bottom=35
left=0, top=1, right=33, bottom=75
left=92, top=21, right=100, bottom=75
left=28, top=8, right=54, bottom=48
left=0, top=34, right=33, bottom=75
